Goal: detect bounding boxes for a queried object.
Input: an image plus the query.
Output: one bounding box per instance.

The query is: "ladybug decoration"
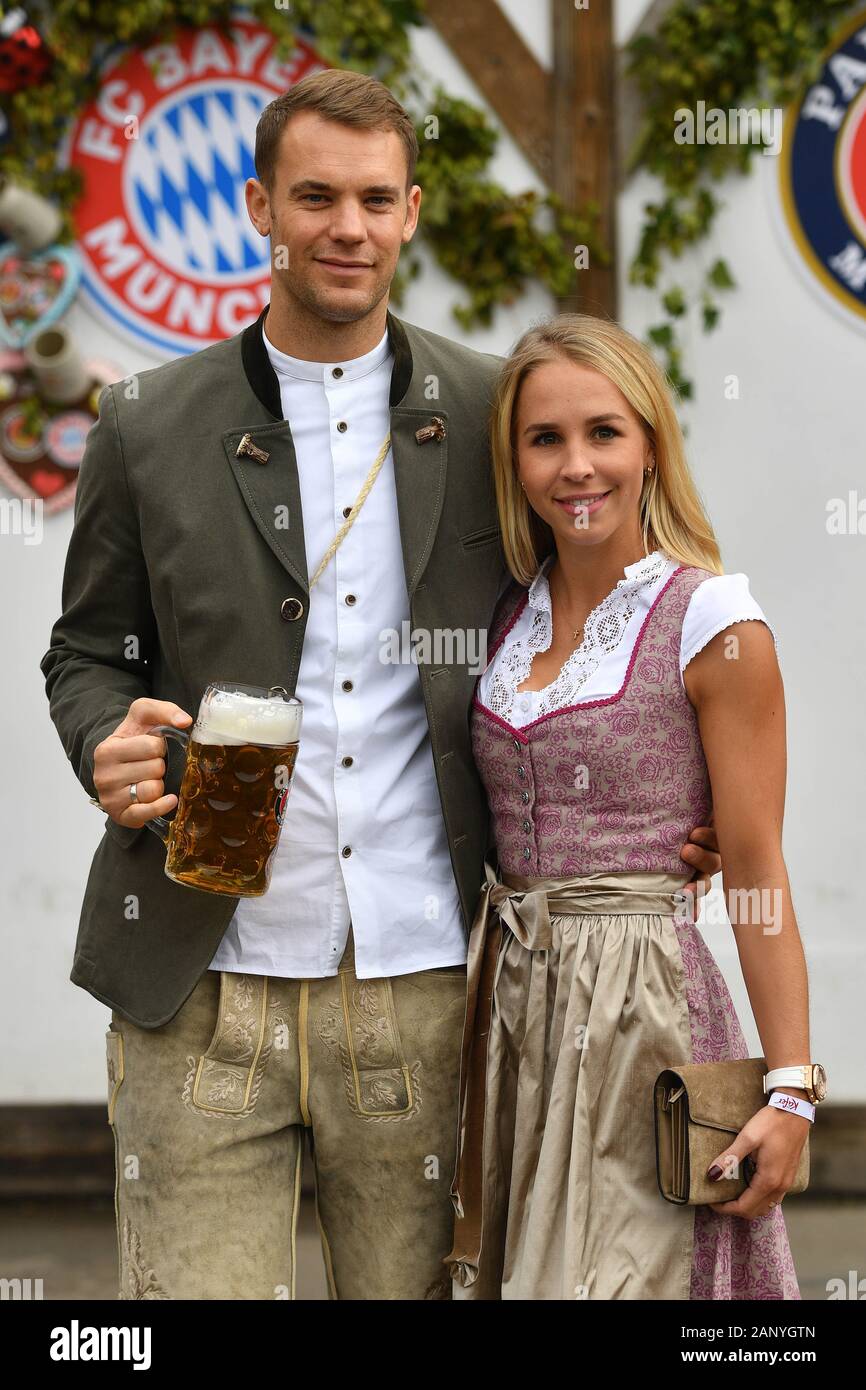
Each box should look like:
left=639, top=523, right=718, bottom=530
left=0, top=8, right=52, bottom=94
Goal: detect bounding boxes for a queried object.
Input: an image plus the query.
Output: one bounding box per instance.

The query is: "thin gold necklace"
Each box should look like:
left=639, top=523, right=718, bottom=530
left=549, top=546, right=655, bottom=642
left=549, top=568, right=586, bottom=643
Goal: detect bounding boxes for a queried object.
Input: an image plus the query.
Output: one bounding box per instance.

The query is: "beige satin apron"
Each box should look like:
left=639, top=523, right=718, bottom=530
left=446, top=862, right=696, bottom=1300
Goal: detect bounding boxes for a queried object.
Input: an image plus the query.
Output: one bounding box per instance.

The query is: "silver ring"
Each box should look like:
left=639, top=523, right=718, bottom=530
left=129, top=783, right=138, bottom=804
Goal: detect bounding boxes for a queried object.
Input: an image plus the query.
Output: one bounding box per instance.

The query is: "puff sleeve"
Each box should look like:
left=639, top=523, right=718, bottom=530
left=680, top=574, right=778, bottom=688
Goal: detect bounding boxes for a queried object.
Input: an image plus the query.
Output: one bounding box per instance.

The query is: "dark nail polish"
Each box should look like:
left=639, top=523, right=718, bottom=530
left=707, top=1164, right=724, bottom=1181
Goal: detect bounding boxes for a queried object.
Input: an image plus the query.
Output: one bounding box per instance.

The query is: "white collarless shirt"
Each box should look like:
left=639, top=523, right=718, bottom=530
left=477, top=550, right=777, bottom=726
left=208, top=321, right=466, bottom=980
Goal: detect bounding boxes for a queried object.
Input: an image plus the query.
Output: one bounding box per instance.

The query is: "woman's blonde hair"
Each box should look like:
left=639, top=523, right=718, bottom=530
left=491, top=313, right=723, bottom=584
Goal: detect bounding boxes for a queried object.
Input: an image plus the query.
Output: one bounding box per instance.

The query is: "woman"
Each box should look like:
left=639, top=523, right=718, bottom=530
left=446, top=314, right=813, bottom=1300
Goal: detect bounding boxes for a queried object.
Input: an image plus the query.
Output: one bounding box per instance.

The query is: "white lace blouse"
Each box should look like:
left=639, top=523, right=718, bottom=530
left=477, top=551, right=777, bottom=728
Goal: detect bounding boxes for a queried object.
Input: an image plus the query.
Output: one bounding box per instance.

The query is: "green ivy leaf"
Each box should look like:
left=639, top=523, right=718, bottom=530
left=648, top=323, right=674, bottom=349
left=707, top=258, right=736, bottom=290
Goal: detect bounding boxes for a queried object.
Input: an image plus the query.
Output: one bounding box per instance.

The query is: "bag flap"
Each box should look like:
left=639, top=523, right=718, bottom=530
left=662, top=1057, right=767, bottom=1133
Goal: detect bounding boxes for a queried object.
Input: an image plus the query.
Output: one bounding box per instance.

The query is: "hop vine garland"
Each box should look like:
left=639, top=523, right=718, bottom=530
left=0, top=0, right=598, bottom=338
left=624, top=0, right=859, bottom=397
left=1, top=0, right=855, bottom=396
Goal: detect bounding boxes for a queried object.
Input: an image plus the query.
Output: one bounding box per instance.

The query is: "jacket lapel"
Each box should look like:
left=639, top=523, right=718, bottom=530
left=229, top=302, right=446, bottom=599
left=389, top=403, right=449, bottom=597
left=222, top=418, right=309, bottom=594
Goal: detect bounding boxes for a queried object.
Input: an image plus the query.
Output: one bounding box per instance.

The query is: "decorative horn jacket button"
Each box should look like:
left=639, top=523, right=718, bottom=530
left=236, top=433, right=270, bottom=464
left=415, top=415, right=446, bottom=444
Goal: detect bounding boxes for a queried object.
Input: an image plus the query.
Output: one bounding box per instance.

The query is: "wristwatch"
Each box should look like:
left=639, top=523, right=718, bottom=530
left=763, top=1063, right=827, bottom=1104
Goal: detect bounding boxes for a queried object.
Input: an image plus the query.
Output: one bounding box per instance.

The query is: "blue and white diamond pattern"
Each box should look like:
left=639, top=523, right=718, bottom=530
left=125, top=82, right=271, bottom=282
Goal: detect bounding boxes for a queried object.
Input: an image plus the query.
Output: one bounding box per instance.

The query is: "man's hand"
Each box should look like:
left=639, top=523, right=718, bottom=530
left=92, top=697, right=193, bottom=828
left=680, top=820, right=720, bottom=895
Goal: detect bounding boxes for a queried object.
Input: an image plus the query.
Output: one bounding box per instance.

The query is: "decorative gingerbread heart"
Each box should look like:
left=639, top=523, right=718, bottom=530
left=0, top=241, right=81, bottom=349
left=0, top=349, right=123, bottom=516
left=30, top=467, right=65, bottom=497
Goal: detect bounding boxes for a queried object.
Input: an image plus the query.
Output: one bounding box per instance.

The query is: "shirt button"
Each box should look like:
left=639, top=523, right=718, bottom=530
left=345, top=593, right=357, bottom=606
left=337, top=420, right=348, bottom=433
left=342, top=845, right=352, bottom=857
left=521, top=790, right=530, bottom=804
left=512, top=738, right=521, bottom=751
left=523, top=847, right=532, bottom=861
left=341, top=756, right=353, bottom=767
left=517, top=765, right=526, bottom=779
left=342, top=505, right=352, bottom=518
left=332, top=367, right=343, bottom=378
left=341, top=679, right=353, bottom=692
left=523, top=819, right=531, bottom=833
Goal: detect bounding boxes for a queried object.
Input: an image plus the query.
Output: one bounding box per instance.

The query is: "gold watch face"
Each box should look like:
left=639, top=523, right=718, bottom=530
left=812, top=1064, right=828, bottom=1101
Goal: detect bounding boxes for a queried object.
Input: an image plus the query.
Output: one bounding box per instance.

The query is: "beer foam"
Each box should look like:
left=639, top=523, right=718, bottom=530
left=196, top=689, right=302, bottom=746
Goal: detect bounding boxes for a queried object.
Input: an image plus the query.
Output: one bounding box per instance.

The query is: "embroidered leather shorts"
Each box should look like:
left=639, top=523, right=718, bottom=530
left=105, top=930, right=467, bottom=1300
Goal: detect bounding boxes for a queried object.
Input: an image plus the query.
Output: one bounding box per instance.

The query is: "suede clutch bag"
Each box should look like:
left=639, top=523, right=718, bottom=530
left=653, top=1058, right=811, bottom=1205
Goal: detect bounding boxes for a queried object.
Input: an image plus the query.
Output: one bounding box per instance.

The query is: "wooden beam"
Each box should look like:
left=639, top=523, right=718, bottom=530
left=553, top=0, right=617, bottom=318
left=424, top=0, right=553, bottom=184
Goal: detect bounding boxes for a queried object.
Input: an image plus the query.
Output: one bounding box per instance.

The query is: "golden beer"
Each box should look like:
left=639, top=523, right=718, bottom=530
left=147, top=683, right=302, bottom=897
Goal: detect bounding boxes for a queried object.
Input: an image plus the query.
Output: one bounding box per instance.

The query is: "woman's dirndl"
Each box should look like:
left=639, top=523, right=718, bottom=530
left=446, top=561, right=800, bottom=1300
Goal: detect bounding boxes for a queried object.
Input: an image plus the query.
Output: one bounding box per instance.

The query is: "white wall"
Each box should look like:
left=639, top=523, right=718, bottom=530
left=616, top=1, right=866, bottom=1099
left=2, top=0, right=860, bottom=1102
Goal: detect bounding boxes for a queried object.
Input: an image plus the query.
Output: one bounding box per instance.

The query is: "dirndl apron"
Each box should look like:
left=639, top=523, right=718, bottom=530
left=447, top=863, right=696, bottom=1299
left=445, top=564, right=801, bottom=1300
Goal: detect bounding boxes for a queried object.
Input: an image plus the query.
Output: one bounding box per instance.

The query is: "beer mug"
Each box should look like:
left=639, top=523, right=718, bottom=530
left=145, top=681, right=302, bottom=897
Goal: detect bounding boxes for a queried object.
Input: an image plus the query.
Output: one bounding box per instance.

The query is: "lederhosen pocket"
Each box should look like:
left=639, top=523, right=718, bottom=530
left=339, top=973, right=416, bottom=1119
left=190, top=972, right=272, bottom=1116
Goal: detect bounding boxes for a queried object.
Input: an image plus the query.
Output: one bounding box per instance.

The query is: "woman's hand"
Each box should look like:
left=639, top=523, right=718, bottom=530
left=705, top=1104, right=810, bottom=1219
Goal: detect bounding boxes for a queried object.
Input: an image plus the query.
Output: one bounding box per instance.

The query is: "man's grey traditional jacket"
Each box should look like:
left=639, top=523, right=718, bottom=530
left=41, top=305, right=508, bottom=1026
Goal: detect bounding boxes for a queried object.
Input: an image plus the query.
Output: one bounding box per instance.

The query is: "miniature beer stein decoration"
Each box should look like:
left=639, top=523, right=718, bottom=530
left=0, top=175, right=62, bottom=254
left=24, top=323, right=91, bottom=404
left=146, top=681, right=302, bottom=897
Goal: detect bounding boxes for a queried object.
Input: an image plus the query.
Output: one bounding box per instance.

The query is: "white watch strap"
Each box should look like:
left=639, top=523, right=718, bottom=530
left=768, top=1092, right=815, bottom=1123
left=763, top=1066, right=809, bottom=1093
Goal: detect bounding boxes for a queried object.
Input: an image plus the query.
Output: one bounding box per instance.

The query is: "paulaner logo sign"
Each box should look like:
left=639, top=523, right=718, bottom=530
left=65, top=16, right=326, bottom=356
left=780, top=9, right=866, bottom=330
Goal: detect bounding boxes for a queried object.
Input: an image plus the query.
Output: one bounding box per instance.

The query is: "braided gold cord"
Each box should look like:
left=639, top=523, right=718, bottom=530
left=308, top=431, right=392, bottom=590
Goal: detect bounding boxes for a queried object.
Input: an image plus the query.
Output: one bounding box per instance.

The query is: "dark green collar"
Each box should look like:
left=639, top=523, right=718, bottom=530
left=240, top=302, right=414, bottom=419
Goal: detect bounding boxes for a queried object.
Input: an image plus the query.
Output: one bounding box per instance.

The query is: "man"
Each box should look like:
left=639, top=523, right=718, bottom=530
left=42, top=69, right=720, bottom=1300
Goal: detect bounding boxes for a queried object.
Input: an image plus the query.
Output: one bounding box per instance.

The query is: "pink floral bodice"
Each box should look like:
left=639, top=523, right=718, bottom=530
left=473, top=565, right=714, bottom=875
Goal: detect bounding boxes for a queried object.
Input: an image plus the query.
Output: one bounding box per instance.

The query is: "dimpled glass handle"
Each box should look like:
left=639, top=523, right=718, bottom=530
left=143, top=724, right=191, bottom=843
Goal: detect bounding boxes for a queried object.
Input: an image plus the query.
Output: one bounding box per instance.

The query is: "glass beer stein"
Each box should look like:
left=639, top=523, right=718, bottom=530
left=145, top=681, right=302, bottom=897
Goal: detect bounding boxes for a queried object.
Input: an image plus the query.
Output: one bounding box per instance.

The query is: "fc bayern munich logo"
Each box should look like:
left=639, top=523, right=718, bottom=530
left=66, top=17, right=326, bottom=355
left=780, top=10, right=866, bottom=330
